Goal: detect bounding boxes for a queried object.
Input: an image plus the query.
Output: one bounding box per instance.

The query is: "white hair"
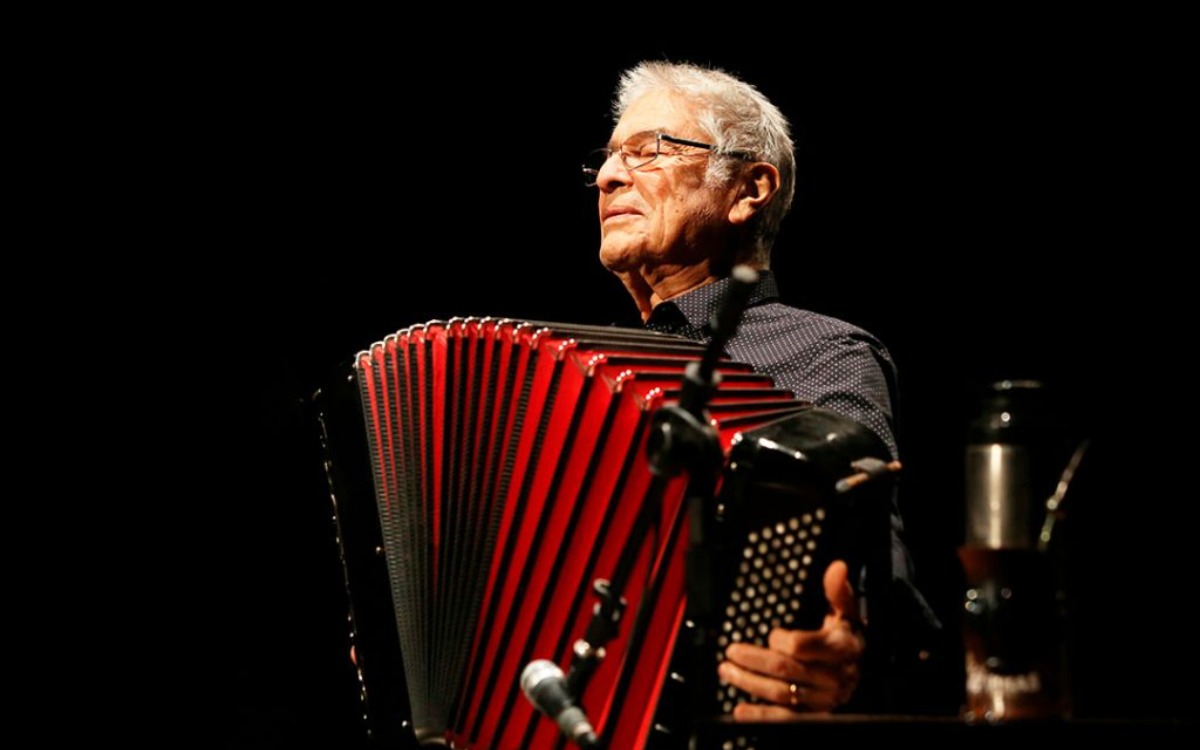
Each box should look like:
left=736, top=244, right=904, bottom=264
left=613, top=61, right=797, bottom=264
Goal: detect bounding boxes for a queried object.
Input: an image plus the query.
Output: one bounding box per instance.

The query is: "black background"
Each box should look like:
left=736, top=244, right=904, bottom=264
left=176, top=28, right=1190, bottom=747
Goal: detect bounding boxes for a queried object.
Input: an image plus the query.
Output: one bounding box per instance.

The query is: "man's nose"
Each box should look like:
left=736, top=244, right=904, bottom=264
left=595, top=152, right=631, bottom=192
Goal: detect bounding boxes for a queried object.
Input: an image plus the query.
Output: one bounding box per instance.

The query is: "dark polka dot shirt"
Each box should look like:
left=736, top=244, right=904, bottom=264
left=644, top=270, right=941, bottom=636
left=644, top=269, right=899, bottom=458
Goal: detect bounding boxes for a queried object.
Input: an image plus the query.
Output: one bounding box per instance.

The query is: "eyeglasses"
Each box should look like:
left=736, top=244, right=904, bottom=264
left=582, top=130, right=750, bottom=186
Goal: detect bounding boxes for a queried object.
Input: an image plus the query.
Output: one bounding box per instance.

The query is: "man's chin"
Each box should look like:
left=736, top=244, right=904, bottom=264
left=600, top=235, right=657, bottom=270
left=598, top=242, right=641, bottom=273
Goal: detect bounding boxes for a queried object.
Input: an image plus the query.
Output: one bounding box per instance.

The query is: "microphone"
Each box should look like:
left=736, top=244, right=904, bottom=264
left=520, top=659, right=599, bottom=748
left=679, top=264, right=758, bottom=417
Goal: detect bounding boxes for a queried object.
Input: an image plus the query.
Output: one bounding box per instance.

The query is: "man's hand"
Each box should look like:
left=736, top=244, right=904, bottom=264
left=717, top=559, right=865, bottom=719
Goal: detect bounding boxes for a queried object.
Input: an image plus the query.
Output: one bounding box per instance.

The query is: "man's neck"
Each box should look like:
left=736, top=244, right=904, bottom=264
left=618, top=262, right=719, bottom=322
left=624, top=258, right=768, bottom=322
left=646, top=262, right=722, bottom=310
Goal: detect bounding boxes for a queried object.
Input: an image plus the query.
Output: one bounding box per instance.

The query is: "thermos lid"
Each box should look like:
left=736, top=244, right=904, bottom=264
left=968, top=380, right=1053, bottom=444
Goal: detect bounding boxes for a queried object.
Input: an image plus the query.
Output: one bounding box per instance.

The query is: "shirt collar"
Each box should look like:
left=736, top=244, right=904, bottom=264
left=646, top=269, right=780, bottom=335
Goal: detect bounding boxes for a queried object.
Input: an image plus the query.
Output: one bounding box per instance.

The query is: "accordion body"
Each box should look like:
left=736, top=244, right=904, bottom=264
left=316, top=318, right=892, bottom=749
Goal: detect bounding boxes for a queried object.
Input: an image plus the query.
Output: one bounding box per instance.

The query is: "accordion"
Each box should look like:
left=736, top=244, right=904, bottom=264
left=315, top=318, right=893, bottom=749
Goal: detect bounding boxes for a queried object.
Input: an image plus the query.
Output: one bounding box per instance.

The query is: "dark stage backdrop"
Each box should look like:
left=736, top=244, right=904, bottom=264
left=192, top=36, right=1186, bottom=747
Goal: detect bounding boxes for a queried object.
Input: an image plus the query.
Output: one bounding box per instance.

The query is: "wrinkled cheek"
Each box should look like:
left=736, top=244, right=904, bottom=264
left=673, top=200, right=708, bottom=237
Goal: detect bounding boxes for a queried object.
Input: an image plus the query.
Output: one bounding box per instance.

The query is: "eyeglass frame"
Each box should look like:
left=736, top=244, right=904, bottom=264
left=582, top=130, right=754, bottom=186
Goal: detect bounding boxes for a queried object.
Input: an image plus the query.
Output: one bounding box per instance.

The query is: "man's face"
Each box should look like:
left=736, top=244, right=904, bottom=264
left=596, top=90, right=738, bottom=275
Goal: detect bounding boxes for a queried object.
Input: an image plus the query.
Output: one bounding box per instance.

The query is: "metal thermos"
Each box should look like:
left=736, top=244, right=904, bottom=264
left=965, top=380, right=1052, bottom=549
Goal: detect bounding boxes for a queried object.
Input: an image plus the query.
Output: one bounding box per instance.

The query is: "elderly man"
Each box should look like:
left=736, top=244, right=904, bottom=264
left=586, top=61, right=932, bottom=718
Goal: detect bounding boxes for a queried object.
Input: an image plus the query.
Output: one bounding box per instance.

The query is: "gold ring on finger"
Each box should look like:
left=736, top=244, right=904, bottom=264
left=788, top=682, right=804, bottom=706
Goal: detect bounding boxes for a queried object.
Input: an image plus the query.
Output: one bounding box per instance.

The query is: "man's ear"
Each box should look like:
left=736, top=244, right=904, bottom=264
left=728, top=162, right=780, bottom=226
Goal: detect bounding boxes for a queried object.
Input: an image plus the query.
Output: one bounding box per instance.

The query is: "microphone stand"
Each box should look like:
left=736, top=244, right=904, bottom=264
left=551, top=267, right=760, bottom=748
left=649, top=265, right=760, bottom=625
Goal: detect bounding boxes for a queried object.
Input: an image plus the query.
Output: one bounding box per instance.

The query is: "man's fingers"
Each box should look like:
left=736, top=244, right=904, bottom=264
left=724, top=642, right=807, bottom=683
left=730, top=695, right=844, bottom=719
left=717, top=661, right=840, bottom=713
left=823, top=559, right=859, bottom=623
left=767, top=624, right=863, bottom=664
left=767, top=626, right=822, bottom=657
left=723, top=643, right=842, bottom=693
left=731, top=703, right=803, bottom=721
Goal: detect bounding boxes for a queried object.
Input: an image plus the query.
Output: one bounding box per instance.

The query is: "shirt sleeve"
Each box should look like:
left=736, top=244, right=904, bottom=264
left=774, top=333, right=899, bottom=459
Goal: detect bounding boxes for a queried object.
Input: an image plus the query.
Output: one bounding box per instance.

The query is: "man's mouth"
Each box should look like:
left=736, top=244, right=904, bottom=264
left=603, top=205, right=642, bottom=221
